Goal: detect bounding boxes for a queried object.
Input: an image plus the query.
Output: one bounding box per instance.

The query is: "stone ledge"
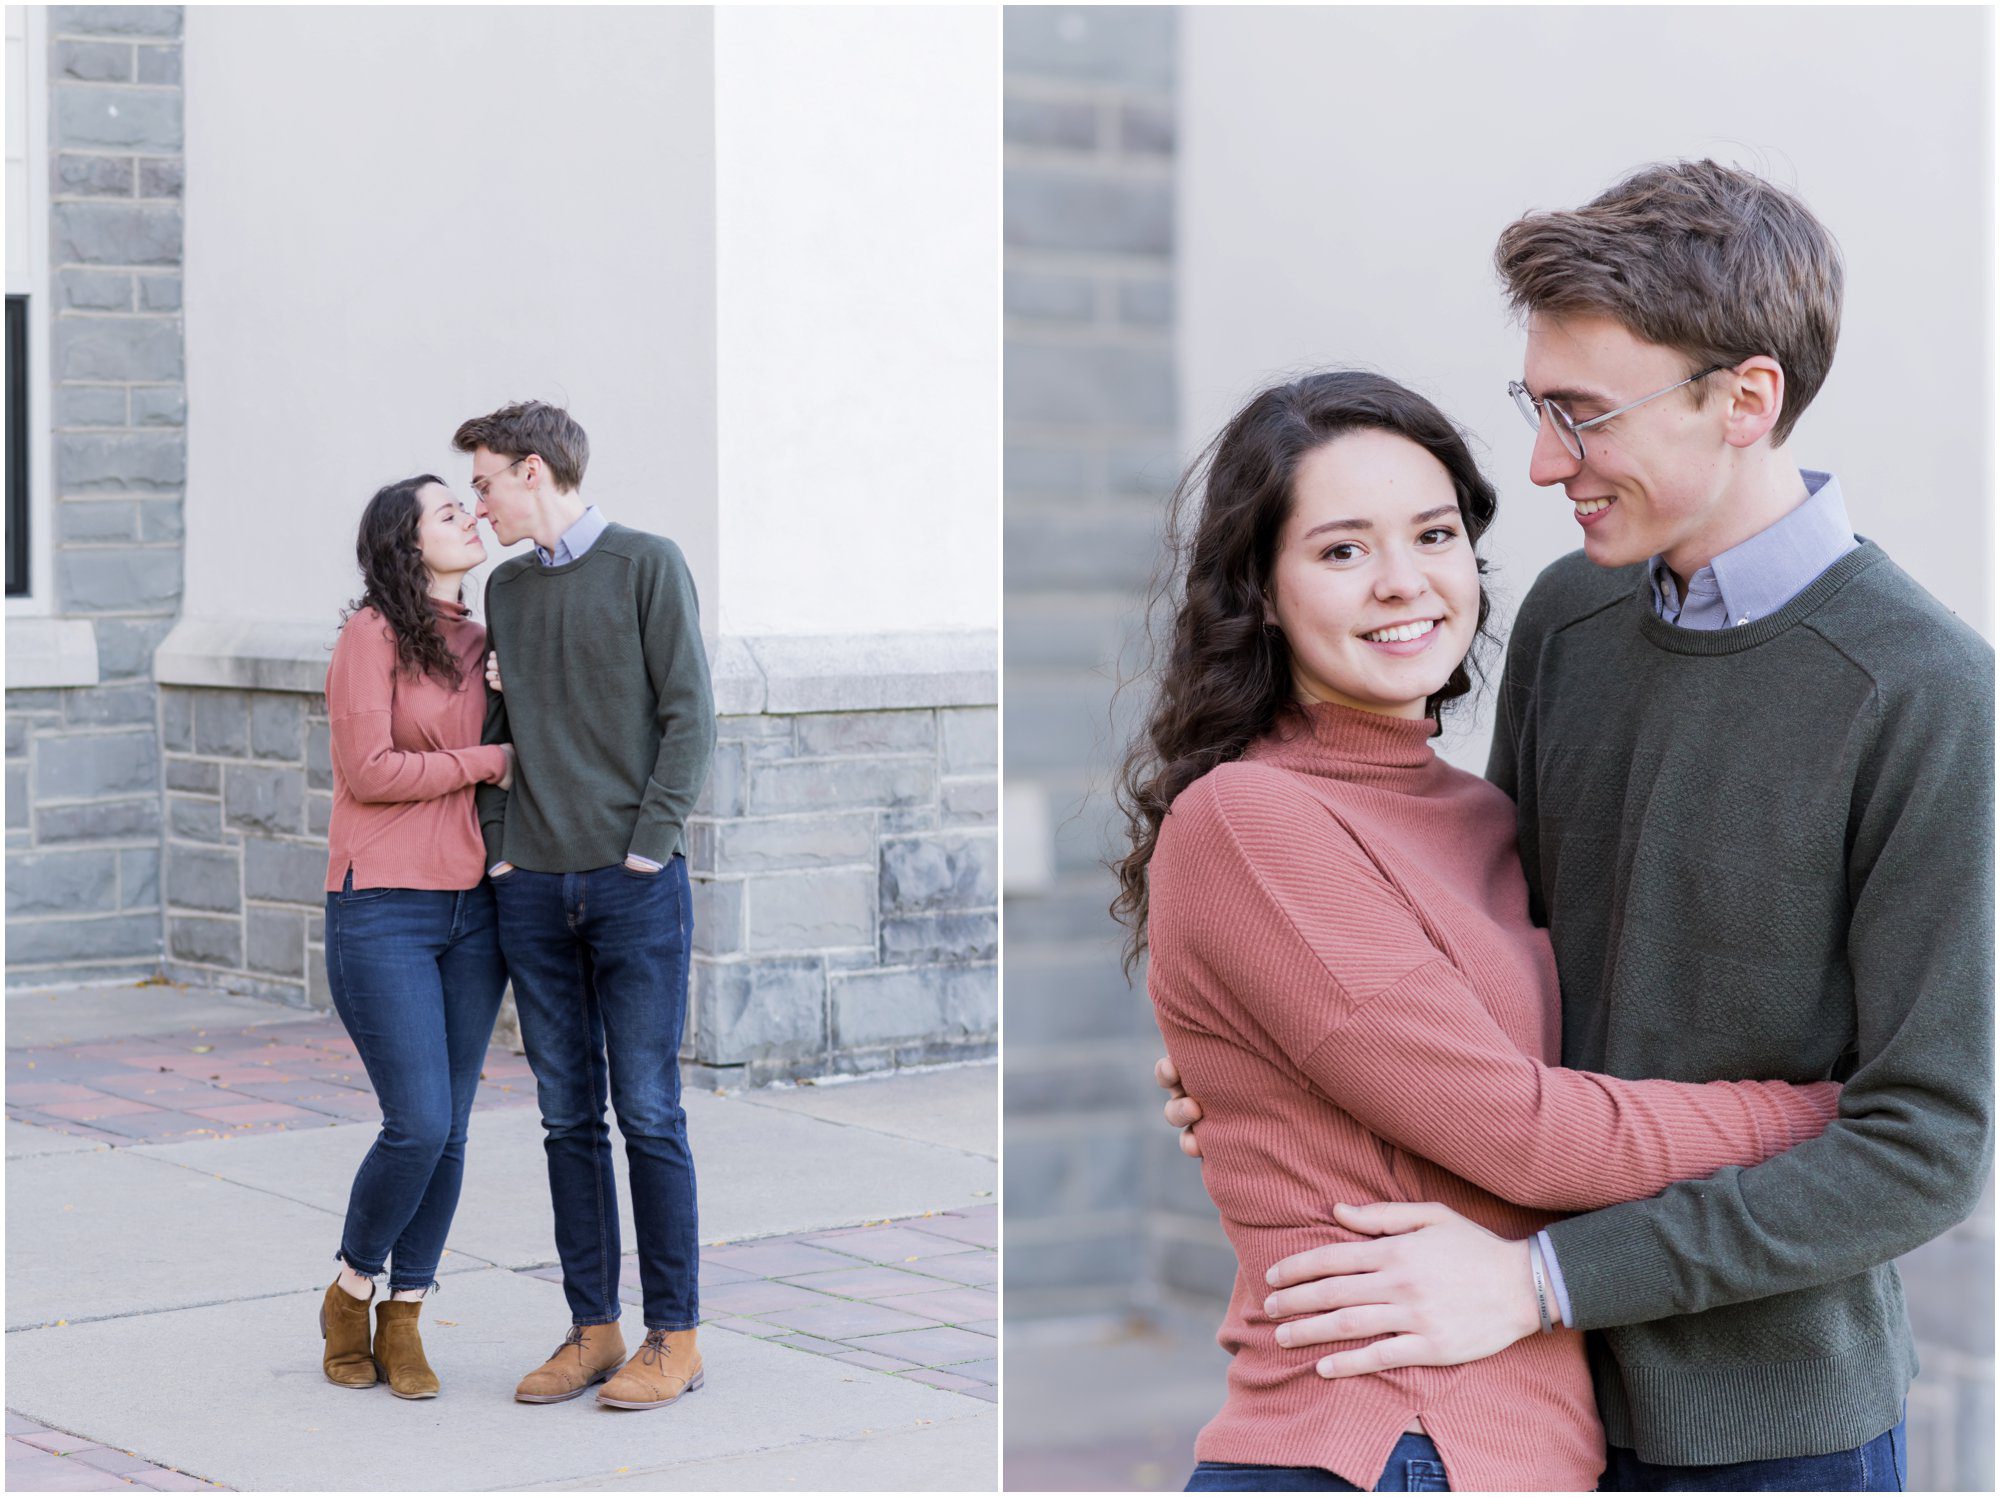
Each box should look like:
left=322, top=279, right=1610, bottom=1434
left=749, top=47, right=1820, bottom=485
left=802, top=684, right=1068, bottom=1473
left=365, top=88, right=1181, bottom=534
left=6, top=618, right=102, bottom=689
left=155, top=618, right=338, bottom=694
left=157, top=620, right=999, bottom=712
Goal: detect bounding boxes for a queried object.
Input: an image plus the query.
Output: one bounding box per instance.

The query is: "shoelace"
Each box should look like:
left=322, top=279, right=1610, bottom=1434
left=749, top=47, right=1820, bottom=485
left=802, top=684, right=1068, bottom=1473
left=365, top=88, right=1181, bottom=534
left=636, top=1329, right=671, bottom=1368
left=550, top=1324, right=588, bottom=1360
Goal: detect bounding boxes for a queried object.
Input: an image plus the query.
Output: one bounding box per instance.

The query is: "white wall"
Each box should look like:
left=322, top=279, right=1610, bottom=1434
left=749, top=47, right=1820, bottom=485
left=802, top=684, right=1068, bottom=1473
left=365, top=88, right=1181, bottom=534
left=184, top=5, right=717, bottom=630
left=1181, top=5, right=1992, bottom=770
left=713, top=6, right=1000, bottom=637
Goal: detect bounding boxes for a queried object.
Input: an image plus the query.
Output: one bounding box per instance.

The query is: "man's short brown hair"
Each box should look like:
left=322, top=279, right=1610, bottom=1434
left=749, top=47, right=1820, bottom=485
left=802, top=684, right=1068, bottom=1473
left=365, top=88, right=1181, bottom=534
left=1494, top=159, right=1842, bottom=445
left=451, top=401, right=590, bottom=492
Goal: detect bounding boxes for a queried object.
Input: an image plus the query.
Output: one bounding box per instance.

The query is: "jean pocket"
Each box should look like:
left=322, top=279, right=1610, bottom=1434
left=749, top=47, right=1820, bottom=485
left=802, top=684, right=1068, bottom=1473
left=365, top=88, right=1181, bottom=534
left=619, top=862, right=666, bottom=879
left=335, top=884, right=394, bottom=904
left=1403, top=1459, right=1450, bottom=1492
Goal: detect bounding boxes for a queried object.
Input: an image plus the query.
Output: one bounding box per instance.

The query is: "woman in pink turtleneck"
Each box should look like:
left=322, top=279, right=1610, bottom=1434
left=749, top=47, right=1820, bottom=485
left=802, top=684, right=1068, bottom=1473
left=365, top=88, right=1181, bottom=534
left=1112, top=373, right=1840, bottom=1493
left=315, top=475, right=514, bottom=1400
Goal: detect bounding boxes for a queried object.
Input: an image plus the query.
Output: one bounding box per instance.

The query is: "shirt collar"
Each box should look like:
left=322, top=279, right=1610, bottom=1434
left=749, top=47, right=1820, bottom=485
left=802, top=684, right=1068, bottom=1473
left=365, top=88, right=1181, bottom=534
left=1646, top=470, right=1854, bottom=627
left=535, top=504, right=608, bottom=567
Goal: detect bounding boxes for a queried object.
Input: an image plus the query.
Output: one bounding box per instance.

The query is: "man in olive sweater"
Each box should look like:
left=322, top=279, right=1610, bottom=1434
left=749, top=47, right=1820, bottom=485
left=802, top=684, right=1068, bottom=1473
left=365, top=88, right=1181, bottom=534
left=1163, top=163, right=1992, bottom=1489
left=460, top=401, right=716, bottom=1413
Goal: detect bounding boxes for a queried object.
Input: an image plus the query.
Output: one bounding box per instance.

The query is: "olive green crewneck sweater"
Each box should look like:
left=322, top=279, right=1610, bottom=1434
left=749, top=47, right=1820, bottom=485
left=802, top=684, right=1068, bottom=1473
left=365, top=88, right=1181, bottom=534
left=476, top=524, right=714, bottom=872
left=1489, top=541, right=1994, bottom=1466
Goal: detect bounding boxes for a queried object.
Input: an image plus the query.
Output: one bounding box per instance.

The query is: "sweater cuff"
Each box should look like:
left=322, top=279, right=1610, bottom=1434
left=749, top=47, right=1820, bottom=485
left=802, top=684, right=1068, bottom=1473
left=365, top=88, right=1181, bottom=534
left=1543, top=1202, right=1691, bottom=1332
left=465, top=745, right=509, bottom=784
left=626, top=818, right=683, bottom=866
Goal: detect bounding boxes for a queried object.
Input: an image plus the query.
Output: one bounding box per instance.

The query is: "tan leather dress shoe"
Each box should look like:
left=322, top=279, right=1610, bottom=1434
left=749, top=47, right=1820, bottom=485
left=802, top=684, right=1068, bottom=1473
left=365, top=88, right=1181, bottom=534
left=373, top=1299, right=440, bottom=1399
left=320, top=1279, right=378, bottom=1389
left=597, top=1328, right=703, bottom=1410
left=515, top=1322, right=627, bottom=1403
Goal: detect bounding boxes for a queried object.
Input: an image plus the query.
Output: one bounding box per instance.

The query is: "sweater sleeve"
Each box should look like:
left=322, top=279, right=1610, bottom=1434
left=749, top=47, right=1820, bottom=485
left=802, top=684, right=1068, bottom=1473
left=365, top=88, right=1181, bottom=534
left=475, top=675, right=511, bottom=867
left=1160, top=772, right=1841, bottom=1215
left=1542, top=669, right=1995, bottom=1328
left=626, top=540, right=716, bottom=865
left=325, top=615, right=507, bottom=805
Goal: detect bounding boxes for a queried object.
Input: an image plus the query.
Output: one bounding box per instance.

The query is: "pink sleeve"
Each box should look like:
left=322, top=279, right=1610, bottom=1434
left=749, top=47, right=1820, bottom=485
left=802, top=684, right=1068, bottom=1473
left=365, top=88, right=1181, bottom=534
left=1164, top=775, right=1841, bottom=1215
left=325, top=615, right=508, bottom=805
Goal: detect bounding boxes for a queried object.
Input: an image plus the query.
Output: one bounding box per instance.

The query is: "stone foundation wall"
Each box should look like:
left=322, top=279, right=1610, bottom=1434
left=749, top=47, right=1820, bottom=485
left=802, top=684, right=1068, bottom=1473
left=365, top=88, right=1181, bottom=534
left=687, top=703, right=997, bottom=1086
left=129, top=627, right=999, bottom=1085
left=156, top=684, right=331, bottom=1004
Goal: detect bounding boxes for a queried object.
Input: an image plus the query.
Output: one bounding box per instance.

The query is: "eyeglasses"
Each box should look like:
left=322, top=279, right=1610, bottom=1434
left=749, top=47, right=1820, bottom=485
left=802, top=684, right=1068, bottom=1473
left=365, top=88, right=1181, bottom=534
left=1508, top=365, right=1730, bottom=463
left=469, top=455, right=527, bottom=501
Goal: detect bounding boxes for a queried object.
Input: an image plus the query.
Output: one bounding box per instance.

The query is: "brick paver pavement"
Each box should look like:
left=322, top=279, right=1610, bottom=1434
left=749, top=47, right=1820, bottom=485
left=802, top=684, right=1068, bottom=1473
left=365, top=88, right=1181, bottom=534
left=6, top=1014, right=536, bottom=1144
left=7, top=1010, right=997, bottom=1491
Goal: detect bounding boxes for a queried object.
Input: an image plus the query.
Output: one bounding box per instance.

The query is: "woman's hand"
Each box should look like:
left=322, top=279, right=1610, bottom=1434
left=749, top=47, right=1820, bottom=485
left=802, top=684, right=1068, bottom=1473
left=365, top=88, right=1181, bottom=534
left=486, top=650, right=503, bottom=694
left=1157, top=1055, right=1206, bottom=1158
left=495, top=743, right=514, bottom=791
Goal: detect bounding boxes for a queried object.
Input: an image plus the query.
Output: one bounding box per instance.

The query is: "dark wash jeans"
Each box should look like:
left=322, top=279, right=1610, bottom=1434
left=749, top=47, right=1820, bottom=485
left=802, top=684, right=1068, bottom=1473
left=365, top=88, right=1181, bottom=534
left=493, top=857, right=698, bottom=1331
left=1189, top=1436, right=1450, bottom=1492
left=1601, top=1411, right=1907, bottom=1492
left=324, top=877, right=507, bottom=1292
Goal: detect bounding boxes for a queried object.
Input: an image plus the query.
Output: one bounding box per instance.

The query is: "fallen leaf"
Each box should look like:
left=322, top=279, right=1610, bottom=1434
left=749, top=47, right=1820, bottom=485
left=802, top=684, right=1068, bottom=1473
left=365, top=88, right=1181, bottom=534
left=435, top=1319, right=459, bottom=1327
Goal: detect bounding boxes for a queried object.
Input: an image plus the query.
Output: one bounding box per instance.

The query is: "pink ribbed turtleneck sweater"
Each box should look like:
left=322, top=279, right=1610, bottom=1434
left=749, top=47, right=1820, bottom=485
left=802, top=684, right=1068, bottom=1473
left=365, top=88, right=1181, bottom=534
left=1146, top=703, right=1840, bottom=1492
left=323, top=598, right=508, bottom=892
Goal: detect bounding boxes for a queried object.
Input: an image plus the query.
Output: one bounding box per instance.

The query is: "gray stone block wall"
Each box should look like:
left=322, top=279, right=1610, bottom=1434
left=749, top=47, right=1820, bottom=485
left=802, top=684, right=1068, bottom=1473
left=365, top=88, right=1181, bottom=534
left=686, top=705, right=998, bottom=1087
left=155, top=685, right=326, bottom=1006
left=1002, top=6, right=1191, bottom=1322
left=145, top=684, right=998, bottom=1084
left=6, top=7, right=185, bottom=986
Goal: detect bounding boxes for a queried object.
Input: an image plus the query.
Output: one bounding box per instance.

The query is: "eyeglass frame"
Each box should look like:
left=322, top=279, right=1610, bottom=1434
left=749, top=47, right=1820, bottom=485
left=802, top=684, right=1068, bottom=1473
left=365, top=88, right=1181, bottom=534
left=468, top=454, right=529, bottom=501
left=1507, top=363, right=1732, bottom=463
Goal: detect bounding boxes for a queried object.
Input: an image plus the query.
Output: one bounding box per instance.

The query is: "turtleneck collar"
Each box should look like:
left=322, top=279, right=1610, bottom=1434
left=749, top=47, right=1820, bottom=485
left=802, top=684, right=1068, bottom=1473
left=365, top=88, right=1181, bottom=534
left=1243, top=701, right=1439, bottom=780
left=428, top=594, right=470, bottom=622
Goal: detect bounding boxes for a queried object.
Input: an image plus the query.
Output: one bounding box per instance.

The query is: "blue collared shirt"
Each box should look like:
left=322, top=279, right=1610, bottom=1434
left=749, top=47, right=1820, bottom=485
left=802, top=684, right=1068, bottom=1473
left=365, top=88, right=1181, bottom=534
left=1538, top=469, right=1857, bottom=1326
left=1645, top=471, right=1857, bottom=630
left=535, top=504, right=609, bottom=568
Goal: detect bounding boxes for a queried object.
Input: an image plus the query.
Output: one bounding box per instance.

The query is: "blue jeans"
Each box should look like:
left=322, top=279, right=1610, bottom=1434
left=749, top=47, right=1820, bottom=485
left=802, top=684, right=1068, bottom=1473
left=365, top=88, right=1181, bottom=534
left=1189, top=1436, right=1450, bottom=1491
left=324, top=878, right=507, bottom=1292
left=493, top=858, right=698, bottom=1331
left=1600, top=1413, right=1907, bottom=1492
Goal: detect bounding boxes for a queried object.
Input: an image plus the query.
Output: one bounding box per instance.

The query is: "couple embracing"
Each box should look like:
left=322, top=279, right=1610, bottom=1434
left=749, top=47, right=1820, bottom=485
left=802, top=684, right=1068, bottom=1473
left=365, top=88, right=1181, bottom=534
left=315, top=402, right=714, bottom=1411
left=1121, top=161, right=1992, bottom=1491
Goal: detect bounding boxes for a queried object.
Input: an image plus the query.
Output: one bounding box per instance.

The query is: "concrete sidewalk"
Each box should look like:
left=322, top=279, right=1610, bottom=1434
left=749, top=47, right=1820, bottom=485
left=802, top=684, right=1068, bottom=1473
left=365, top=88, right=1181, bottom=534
left=1003, top=1316, right=1224, bottom=1492
left=5, top=983, right=998, bottom=1492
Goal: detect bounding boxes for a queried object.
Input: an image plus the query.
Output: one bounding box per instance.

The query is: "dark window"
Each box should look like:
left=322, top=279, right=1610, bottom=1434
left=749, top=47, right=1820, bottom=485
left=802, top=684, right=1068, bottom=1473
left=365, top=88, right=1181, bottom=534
left=5, top=294, right=25, bottom=597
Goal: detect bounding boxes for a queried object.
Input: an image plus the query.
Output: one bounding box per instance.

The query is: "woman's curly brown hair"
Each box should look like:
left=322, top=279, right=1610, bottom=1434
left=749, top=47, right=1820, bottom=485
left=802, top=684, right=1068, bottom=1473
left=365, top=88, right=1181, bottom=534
left=1111, top=371, right=1500, bottom=978
left=340, top=475, right=467, bottom=690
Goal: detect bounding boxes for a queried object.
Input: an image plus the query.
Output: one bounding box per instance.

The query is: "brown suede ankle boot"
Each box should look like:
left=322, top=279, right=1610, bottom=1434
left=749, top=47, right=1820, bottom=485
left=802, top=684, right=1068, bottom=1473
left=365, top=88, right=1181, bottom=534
left=373, top=1298, right=440, bottom=1399
left=597, top=1328, right=703, bottom=1410
left=515, top=1322, right=627, bottom=1403
left=320, top=1278, right=377, bottom=1388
